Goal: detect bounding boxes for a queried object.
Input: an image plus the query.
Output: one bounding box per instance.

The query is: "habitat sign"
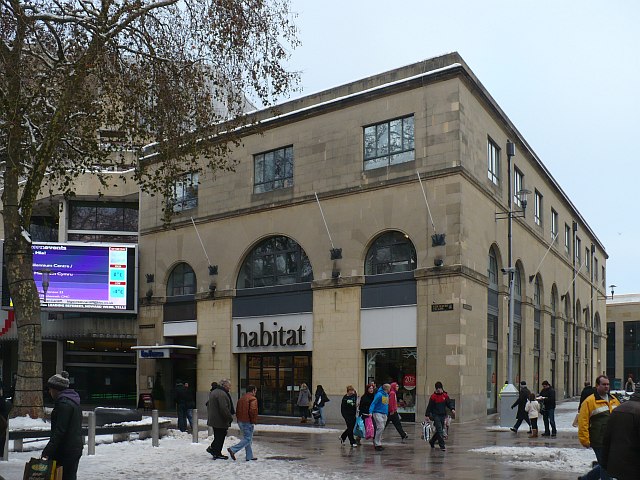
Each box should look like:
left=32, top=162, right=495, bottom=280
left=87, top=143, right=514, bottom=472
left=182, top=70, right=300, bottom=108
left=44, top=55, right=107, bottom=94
left=232, top=313, right=313, bottom=353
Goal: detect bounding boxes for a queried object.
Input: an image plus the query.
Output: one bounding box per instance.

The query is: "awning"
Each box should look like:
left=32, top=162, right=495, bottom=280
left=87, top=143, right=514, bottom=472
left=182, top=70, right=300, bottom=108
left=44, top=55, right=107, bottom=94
left=131, top=344, right=199, bottom=359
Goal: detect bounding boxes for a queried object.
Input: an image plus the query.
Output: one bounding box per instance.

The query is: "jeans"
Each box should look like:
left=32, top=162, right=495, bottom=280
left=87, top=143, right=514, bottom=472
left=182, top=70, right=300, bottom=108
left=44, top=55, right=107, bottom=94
left=386, top=412, right=407, bottom=438
left=580, top=447, right=611, bottom=480
left=372, top=413, right=387, bottom=446
left=229, top=421, right=255, bottom=461
left=542, top=408, right=556, bottom=435
left=315, top=406, right=326, bottom=426
left=429, top=414, right=447, bottom=448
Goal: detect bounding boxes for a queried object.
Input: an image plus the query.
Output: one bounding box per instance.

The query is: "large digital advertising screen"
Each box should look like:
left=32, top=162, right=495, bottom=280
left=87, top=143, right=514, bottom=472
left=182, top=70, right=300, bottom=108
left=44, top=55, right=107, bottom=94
left=1, top=242, right=138, bottom=313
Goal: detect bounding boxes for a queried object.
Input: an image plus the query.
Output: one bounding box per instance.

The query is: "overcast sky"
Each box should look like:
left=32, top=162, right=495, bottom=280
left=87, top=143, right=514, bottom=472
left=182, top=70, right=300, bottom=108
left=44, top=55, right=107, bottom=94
left=285, top=0, right=639, bottom=295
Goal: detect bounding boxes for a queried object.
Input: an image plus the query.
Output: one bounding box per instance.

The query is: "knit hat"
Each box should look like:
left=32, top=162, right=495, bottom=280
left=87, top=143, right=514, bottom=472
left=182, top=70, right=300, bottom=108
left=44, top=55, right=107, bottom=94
left=47, top=371, right=70, bottom=390
left=520, top=381, right=527, bottom=386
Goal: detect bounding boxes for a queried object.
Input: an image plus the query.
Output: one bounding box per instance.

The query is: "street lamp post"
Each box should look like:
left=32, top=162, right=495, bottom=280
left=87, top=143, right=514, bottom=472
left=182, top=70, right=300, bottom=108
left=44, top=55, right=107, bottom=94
left=40, top=268, right=51, bottom=303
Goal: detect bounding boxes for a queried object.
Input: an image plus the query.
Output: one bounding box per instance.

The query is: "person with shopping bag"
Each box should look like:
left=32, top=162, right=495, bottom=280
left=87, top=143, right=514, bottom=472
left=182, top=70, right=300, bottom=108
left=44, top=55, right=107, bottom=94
left=369, top=383, right=390, bottom=451
left=339, top=385, right=358, bottom=447
left=42, top=371, right=83, bottom=480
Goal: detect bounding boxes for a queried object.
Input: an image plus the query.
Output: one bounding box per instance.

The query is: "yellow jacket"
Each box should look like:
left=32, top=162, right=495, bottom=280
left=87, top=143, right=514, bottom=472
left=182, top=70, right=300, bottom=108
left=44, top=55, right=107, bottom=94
left=577, top=392, right=620, bottom=448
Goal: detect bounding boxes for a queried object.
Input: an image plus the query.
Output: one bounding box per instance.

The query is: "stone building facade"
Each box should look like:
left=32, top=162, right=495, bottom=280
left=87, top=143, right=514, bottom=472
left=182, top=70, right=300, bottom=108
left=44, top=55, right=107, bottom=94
left=136, top=52, right=607, bottom=422
left=605, top=294, right=640, bottom=389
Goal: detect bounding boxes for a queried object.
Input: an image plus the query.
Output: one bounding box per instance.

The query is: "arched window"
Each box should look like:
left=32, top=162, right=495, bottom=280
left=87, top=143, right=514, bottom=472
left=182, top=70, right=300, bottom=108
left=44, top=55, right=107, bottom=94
left=513, top=264, right=523, bottom=384
left=487, top=247, right=500, bottom=414
left=365, top=231, right=416, bottom=275
left=533, top=275, right=542, bottom=392
left=594, top=313, right=601, bottom=349
left=237, top=236, right=313, bottom=289
left=550, top=286, right=557, bottom=354
left=167, top=262, right=196, bottom=297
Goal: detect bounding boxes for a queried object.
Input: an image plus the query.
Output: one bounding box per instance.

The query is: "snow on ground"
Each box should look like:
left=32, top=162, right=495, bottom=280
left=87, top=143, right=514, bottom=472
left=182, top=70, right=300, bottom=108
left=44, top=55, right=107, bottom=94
left=473, top=400, right=593, bottom=474
left=1, top=400, right=600, bottom=479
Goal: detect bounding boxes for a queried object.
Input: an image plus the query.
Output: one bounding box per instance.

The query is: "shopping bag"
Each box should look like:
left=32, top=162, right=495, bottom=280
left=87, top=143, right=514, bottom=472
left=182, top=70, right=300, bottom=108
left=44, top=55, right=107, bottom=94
left=353, top=416, right=365, bottom=438
left=421, top=420, right=432, bottom=441
left=572, top=413, right=579, bottom=428
left=311, top=408, right=321, bottom=420
left=364, top=415, right=374, bottom=439
left=22, top=457, right=62, bottom=480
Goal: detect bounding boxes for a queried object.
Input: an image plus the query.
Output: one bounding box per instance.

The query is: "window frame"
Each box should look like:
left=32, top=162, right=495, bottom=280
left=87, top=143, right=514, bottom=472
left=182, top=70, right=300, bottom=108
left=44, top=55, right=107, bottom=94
left=551, top=209, right=558, bottom=242
left=171, top=172, right=199, bottom=212
left=167, top=262, right=197, bottom=297
left=363, top=115, right=415, bottom=171
left=253, top=145, right=294, bottom=194
left=564, top=224, right=571, bottom=255
left=487, top=138, right=500, bottom=185
left=575, top=236, right=582, bottom=265
left=365, top=231, right=417, bottom=275
left=513, top=167, right=524, bottom=207
left=534, top=190, right=543, bottom=226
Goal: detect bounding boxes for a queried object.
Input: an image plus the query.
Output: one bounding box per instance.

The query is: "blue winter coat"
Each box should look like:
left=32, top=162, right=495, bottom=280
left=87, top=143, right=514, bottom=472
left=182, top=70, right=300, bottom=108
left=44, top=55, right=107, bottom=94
left=369, top=387, right=389, bottom=415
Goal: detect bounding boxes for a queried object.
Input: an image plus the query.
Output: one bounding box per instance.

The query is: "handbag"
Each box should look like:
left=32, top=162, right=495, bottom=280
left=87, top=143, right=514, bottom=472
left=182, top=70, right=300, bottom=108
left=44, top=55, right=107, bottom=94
left=364, top=415, right=374, bottom=439
left=353, top=416, right=365, bottom=438
left=23, top=457, right=63, bottom=480
left=311, top=407, right=321, bottom=419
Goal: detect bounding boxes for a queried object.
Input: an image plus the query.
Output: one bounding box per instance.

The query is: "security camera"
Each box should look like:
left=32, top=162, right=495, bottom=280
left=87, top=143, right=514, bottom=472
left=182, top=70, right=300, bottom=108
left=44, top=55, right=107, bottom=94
left=434, top=258, right=444, bottom=267
left=501, top=267, right=515, bottom=274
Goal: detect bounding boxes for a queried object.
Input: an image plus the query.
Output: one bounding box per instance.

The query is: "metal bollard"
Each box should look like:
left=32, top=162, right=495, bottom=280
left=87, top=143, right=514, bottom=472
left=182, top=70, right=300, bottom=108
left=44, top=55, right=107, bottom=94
left=191, top=409, right=198, bottom=443
left=2, top=417, right=9, bottom=461
left=88, top=412, right=96, bottom=455
left=152, top=409, right=159, bottom=447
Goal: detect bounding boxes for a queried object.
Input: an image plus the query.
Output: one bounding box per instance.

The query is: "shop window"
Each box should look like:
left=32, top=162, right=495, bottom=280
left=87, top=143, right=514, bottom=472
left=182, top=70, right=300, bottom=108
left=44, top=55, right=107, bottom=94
left=365, top=348, right=417, bottom=419
left=365, top=231, right=417, bottom=275
left=237, top=236, right=313, bottom=289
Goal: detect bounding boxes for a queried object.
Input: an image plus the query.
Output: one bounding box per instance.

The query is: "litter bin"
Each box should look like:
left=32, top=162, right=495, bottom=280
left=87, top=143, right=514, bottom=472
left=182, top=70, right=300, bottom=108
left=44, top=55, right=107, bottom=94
left=498, top=383, right=519, bottom=428
left=138, top=393, right=154, bottom=411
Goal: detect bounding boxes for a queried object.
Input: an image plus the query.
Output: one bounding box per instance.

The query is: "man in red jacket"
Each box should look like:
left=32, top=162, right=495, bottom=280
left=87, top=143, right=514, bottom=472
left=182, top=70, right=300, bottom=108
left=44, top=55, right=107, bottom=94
left=227, top=385, right=259, bottom=461
left=425, top=381, right=455, bottom=451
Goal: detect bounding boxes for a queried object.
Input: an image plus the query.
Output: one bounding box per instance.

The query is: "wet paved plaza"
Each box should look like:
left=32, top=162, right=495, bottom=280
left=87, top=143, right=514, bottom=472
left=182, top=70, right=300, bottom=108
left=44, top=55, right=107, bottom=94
left=253, top=414, right=583, bottom=479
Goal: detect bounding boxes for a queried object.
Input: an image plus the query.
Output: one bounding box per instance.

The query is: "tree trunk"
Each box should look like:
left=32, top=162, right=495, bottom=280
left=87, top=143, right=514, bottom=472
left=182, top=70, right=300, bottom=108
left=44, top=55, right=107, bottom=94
left=4, top=228, right=44, bottom=419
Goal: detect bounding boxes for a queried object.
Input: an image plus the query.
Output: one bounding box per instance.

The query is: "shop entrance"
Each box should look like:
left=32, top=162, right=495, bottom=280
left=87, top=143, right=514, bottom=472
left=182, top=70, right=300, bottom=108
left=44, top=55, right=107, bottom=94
left=241, top=353, right=312, bottom=416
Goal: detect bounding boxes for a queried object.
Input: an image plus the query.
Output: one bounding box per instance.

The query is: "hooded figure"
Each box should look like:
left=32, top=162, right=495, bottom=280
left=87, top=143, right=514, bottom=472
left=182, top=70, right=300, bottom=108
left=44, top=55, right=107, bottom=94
left=42, top=371, right=83, bottom=480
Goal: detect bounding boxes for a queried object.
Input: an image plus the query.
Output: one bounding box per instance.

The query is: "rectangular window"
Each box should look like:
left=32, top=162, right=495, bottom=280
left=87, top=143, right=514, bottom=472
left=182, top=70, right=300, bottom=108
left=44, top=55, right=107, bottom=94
left=364, top=115, right=415, bottom=170
left=564, top=224, right=571, bottom=254
left=254, top=146, right=294, bottom=193
left=585, top=247, right=590, bottom=272
left=171, top=172, right=198, bottom=212
left=594, top=258, right=599, bottom=281
left=602, top=266, right=606, bottom=289
left=534, top=190, right=543, bottom=226
left=575, top=236, right=582, bottom=265
left=487, top=138, right=500, bottom=185
left=513, top=167, right=524, bottom=207
left=551, top=209, right=558, bottom=242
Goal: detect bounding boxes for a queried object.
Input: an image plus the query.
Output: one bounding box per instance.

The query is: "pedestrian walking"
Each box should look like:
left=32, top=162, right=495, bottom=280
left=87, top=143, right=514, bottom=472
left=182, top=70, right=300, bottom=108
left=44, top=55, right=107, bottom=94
left=577, top=374, right=620, bottom=480
left=601, top=382, right=640, bottom=480
left=0, top=383, right=10, bottom=458
left=183, top=381, right=196, bottom=432
left=386, top=382, right=408, bottom=441
left=296, top=383, right=312, bottom=423
left=227, top=385, right=258, bottom=462
left=42, top=371, right=83, bottom=480
left=624, top=375, right=635, bottom=393
left=525, top=392, right=541, bottom=438
left=313, top=385, right=330, bottom=426
left=425, top=381, right=455, bottom=451
left=175, top=380, right=190, bottom=432
left=358, top=383, right=376, bottom=440
left=339, top=385, right=358, bottom=447
left=579, top=381, right=595, bottom=411
left=537, top=380, right=557, bottom=437
left=510, top=380, right=531, bottom=434
left=206, top=379, right=234, bottom=460
left=369, top=383, right=390, bottom=451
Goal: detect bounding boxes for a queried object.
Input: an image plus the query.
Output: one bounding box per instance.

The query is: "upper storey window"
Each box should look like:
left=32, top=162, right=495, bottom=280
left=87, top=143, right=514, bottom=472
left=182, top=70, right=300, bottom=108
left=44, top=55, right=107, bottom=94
left=487, top=138, right=500, bottom=185
left=364, top=115, right=414, bottom=171
left=254, top=146, right=294, bottom=193
left=237, top=236, right=313, bottom=288
left=365, top=231, right=417, bottom=275
left=513, top=168, right=524, bottom=207
left=171, top=172, right=198, bottom=212
left=167, top=262, right=196, bottom=297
